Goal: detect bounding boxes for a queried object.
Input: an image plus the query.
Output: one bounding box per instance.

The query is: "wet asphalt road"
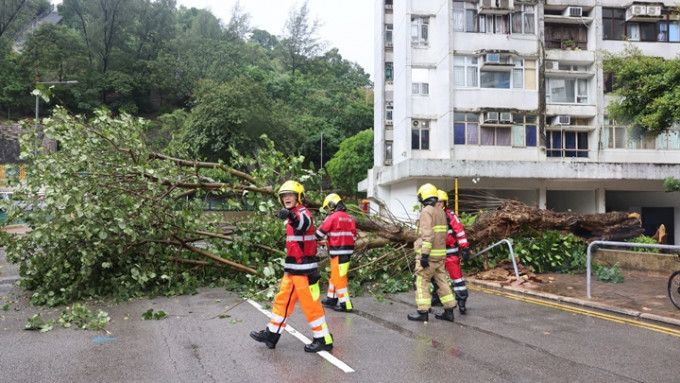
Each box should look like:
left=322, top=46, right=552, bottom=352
left=2, top=276, right=680, bottom=383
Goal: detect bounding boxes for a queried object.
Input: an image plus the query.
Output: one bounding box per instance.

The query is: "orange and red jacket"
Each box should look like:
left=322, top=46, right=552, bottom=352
left=444, top=208, right=469, bottom=255
left=315, top=210, right=357, bottom=263
left=284, top=204, right=318, bottom=275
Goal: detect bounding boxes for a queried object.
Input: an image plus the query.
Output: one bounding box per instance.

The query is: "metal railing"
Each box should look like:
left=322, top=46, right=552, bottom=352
left=586, top=241, right=680, bottom=298
left=472, top=239, right=521, bottom=282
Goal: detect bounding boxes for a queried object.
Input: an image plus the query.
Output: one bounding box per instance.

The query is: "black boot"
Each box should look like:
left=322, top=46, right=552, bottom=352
left=321, top=297, right=338, bottom=308
left=304, top=335, right=333, bottom=352
left=407, top=310, right=429, bottom=322
left=435, top=308, right=455, bottom=322
left=431, top=296, right=443, bottom=307
left=458, top=299, right=467, bottom=315
left=332, top=302, right=353, bottom=313
left=250, top=328, right=281, bottom=349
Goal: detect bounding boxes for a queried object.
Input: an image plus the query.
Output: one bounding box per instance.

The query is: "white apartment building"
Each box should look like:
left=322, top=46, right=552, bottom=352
left=362, top=0, right=680, bottom=244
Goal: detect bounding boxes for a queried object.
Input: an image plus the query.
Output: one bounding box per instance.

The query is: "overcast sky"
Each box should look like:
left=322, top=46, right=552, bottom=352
left=174, top=0, right=375, bottom=80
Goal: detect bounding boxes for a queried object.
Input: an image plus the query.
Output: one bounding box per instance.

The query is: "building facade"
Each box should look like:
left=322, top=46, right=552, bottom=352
left=363, top=0, right=680, bottom=244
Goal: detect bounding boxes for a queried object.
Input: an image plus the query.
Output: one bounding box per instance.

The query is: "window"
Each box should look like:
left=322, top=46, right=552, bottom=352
left=511, top=115, right=538, bottom=147
left=481, top=71, right=510, bottom=89
left=602, top=8, right=625, bottom=40
left=411, top=16, right=429, bottom=47
left=546, top=78, right=589, bottom=104
left=411, top=120, right=430, bottom=150
left=454, top=56, right=478, bottom=87
left=453, top=113, right=479, bottom=145
left=385, top=24, right=393, bottom=45
left=545, top=24, right=588, bottom=49
left=385, top=62, right=393, bottom=82
left=412, top=68, right=429, bottom=96
left=657, top=129, right=680, bottom=150
left=385, top=104, right=393, bottom=123
left=481, top=125, right=511, bottom=145
left=452, top=1, right=478, bottom=32
left=602, top=119, right=627, bottom=149
left=546, top=130, right=588, bottom=157
left=511, top=4, right=535, bottom=35
left=480, top=14, right=509, bottom=34
left=385, top=141, right=393, bottom=162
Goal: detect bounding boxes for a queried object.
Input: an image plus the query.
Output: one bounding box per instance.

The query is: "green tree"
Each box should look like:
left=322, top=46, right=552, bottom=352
left=603, top=46, right=680, bottom=136
left=0, top=0, right=50, bottom=41
left=0, top=49, right=32, bottom=118
left=325, top=129, right=373, bottom=195
left=22, top=23, right=86, bottom=82
left=279, top=0, right=325, bottom=76
left=181, top=78, right=282, bottom=162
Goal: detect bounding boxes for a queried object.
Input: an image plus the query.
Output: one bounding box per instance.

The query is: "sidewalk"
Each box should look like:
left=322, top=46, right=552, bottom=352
left=468, top=269, right=680, bottom=327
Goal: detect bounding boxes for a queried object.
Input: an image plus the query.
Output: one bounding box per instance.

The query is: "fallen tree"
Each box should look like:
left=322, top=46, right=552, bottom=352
left=0, top=107, right=645, bottom=306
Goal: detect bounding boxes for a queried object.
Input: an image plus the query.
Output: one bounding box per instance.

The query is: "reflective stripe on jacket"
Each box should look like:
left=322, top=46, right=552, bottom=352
left=315, top=210, right=357, bottom=258
left=444, top=208, right=469, bottom=255
left=285, top=204, right=318, bottom=275
left=415, top=205, right=448, bottom=257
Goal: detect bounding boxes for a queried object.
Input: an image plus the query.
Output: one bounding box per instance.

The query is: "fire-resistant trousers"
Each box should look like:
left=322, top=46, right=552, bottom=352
left=414, top=255, right=456, bottom=311
left=268, top=273, right=331, bottom=341
left=327, top=256, right=352, bottom=308
left=445, top=255, right=469, bottom=302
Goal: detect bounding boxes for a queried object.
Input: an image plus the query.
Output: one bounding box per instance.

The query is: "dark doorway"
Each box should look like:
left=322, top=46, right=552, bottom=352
left=641, top=207, right=675, bottom=245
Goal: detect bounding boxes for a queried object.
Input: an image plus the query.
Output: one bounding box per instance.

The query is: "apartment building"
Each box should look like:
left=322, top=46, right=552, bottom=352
left=362, top=0, right=680, bottom=244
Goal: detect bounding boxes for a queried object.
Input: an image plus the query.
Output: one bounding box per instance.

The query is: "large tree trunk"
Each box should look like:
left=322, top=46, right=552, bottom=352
left=354, top=200, right=644, bottom=250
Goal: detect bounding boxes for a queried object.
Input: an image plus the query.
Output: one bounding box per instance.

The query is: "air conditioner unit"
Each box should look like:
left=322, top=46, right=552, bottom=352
left=500, top=112, right=513, bottom=123
left=386, top=101, right=393, bottom=107
left=626, top=5, right=646, bottom=20
left=647, top=5, right=662, bottom=17
left=385, top=42, right=393, bottom=48
left=547, top=61, right=559, bottom=70
left=386, top=120, right=393, bottom=126
left=485, top=53, right=500, bottom=63
left=563, top=7, right=582, bottom=17
left=485, top=112, right=499, bottom=122
left=552, top=115, right=571, bottom=125
left=384, top=159, right=393, bottom=166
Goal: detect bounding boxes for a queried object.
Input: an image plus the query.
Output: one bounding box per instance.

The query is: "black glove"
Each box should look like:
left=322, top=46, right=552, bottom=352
left=277, top=208, right=294, bottom=220
left=461, top=248, right=470, bottom=262
left=420, top=255, right=429, bottom=268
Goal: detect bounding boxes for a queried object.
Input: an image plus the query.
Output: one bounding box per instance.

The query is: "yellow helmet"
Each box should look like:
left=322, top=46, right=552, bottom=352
left=278, top=180, right=305, bottom=206
left=417, top=183, right=438, bottom=204
left=322, top=193, right=342, bottom=211
left=437, top=190, right=449, bottom=205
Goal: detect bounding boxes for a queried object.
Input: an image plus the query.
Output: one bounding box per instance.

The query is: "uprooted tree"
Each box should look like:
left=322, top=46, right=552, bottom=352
left=0, top=107, right=644, bottom=306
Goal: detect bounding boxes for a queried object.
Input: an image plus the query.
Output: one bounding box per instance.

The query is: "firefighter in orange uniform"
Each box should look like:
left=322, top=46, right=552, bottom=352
left=408, top=183, right=457, bottom=322
left=316, top=193, right=357, bottom=312
left=432, top=190, right=471, bottom=314
left=250, top=180, right=333, bottom=352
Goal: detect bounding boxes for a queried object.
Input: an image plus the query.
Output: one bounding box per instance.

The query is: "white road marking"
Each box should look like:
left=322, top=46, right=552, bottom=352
left=247, top=299, right=355, bottom=373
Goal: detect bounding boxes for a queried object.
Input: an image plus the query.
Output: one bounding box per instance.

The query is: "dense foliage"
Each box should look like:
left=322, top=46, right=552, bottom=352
left=0, top=0, right=373, bottom=181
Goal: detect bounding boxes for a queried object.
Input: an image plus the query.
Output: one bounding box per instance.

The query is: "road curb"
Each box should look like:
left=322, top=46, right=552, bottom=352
left=468, top=278, right=680, bottom=327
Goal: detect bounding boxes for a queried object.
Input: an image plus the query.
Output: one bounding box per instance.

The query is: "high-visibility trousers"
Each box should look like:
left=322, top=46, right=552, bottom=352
left=327, top=256, right=352, bottom=309
left=268, top=273, right=332, bottom=342
left=445, top=255, right=468, bottom=302
left=414, top=255, right=456, bottom=311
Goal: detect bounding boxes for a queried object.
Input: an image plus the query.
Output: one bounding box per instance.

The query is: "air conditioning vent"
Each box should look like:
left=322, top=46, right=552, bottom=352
left=552, top=115, right=571, bottom=125
left=385, top=120, right=393, bottom=126
left=500, top=112, right=513, bottom=123
left=563, top=7, right=582, bottom=17
left=384, top=159, right=393, bottom=166
left=547, top=61, right=559, bottom=70
left=626, top=5, right=646, bottom=20
left=485, top=112, right=499, bottom=122
left=647, top=5, right=662, bottom=17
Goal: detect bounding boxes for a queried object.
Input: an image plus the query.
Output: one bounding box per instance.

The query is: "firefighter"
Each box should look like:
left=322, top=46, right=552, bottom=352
left=431, top=190, right=472, bottom=314
left=250, top=180, right=333, bottom=352
left=316, top=193, right=357, bottom=313
left=408, top=183, right=457, bottom=322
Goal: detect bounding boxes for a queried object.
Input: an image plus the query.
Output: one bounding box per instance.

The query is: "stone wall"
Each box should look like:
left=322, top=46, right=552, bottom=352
left=594, top=249, right=679, bottom=274
left=0, top=124, right=57, bottom=163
